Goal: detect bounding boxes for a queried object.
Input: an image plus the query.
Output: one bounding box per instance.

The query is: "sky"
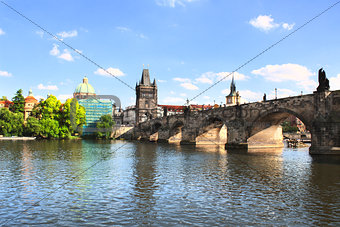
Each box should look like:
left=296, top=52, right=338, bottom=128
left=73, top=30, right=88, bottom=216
left=1, top=0, right=340, bottom=108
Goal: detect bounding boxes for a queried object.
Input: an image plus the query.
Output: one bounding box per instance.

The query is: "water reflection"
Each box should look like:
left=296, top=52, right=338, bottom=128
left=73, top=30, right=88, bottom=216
left=20, top=143, right=36, bottom=205
left=308, top=155, right=340, bottom=223
left=131, top=142, right=158, bottom=225
left=0, top=140, right=339, bottom=226
left=195, top=144, right=227, bottom=154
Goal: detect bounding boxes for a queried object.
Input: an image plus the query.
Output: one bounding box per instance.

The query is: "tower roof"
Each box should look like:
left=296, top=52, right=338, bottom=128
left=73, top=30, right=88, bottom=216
left=228, top=73, right=236, bottom=97
left=140, top=69, right=151, bottom=86
left=25, top=89, right=38, bottom=103
left=74, top=76, right=96, bottom=94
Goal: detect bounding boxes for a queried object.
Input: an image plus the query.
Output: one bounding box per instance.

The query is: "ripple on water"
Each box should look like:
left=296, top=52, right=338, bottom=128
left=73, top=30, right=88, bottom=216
left=0, top=141, right=340, bottom=226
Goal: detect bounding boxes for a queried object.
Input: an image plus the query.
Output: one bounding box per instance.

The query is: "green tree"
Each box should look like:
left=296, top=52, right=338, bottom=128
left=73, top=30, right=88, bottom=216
left=0, top=108, right=24, bottom=136
left=0, top=96, right=8, bottom=101
left=96, top=114, right=114, bottom=139
left=24, top=117, right=41, bottom=137
left=40, top=95, right=61, bottom=120
left=60, top=98, right=86, bottom=136
left=39, top=118, right=60, bottom=138
left=281, top=121, right=299, bottom=133
left=10, top=89, right=25, bottom=113
left=76, top=104, right=86, bottom=134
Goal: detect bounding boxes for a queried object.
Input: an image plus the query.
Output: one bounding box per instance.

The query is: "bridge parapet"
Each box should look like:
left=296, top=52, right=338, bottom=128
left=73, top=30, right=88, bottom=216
left=133, top=90, right=340, bottom=154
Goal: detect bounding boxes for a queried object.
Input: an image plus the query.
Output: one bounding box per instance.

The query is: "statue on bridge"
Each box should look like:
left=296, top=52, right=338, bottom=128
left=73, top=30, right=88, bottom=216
left=317, top=68, right=330, bottom=92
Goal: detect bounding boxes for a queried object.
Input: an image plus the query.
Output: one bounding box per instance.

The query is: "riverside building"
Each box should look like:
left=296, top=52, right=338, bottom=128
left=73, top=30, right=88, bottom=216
left=74, top=77, right=113, bottom=135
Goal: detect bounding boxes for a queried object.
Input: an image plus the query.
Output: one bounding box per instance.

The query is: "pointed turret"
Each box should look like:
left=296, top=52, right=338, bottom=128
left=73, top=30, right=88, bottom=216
left=28, top=89, right=33, bottom=97
left=153, top=78, right=157, bottom=86
left=228, top=73, right=236, bottom=96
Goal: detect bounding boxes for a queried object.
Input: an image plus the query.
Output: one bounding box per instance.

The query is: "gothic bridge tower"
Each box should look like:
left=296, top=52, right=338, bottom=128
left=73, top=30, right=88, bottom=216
left=136, top=68, right=158, bottom=124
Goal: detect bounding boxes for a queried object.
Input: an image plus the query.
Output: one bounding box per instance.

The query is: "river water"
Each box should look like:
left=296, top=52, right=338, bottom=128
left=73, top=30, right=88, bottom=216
left=0, top=140, right=339, bottom=226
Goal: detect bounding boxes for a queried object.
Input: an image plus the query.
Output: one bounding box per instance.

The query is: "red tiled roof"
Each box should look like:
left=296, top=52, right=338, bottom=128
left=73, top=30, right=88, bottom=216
left=158, top=104, right=213, bottom=111
left=25, top=96, right=38, bottom=103
left=0, top=100, right=13, bottom=107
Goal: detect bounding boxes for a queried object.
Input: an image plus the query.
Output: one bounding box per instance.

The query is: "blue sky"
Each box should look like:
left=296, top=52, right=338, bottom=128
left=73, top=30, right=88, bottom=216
left=1, top=0, right=340, bottom=107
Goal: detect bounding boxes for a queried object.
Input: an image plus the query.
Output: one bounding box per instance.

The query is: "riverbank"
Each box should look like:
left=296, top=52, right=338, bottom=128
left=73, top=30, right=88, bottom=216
left=0, top=136, right=36, bottom=140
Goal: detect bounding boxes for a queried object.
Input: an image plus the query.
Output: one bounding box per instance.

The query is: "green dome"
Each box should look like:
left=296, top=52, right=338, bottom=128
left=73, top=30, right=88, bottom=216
left=74, top=77, right=96, bottom=94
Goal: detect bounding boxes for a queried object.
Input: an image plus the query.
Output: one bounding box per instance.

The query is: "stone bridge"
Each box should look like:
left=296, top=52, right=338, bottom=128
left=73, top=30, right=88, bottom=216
left=133, top=90, right=340, bottom=155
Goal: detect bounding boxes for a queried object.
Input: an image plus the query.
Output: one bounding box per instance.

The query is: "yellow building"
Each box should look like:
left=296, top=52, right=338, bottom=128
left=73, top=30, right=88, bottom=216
left=24, top=89, right=38, bottom=120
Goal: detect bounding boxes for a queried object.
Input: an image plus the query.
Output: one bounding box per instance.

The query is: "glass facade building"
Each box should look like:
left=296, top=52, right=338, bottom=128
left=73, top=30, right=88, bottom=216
left=78, top=99, right=113, bottom=135
left=74, top=77, right=113, bottom=135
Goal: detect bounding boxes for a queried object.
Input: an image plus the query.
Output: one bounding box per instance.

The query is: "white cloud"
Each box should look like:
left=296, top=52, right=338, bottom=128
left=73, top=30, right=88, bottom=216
left=330, top=74, right=340, bottom=90
left=50, top=44, right=74, bottom=61
left=249, top=15, right=279, bottom=31
left=57, top=30, right=78, bottom=38
left=173, top=77, right=191, bottom=83
left=221, top=89, right=229, bottom=95
left=252, top=63, right=318, bottom=92
left=34, top=95, right=45, bottom=101
left=203, top=95, right=210, bottom=100
left=180, top=93, right=187, bottom=97
left=36, top=30, right=44, bottom=38
left=251, top=63, right=313, bottom=82
left=57, top=94, right=73, bottom=101
left=116, top=26, right=131, bottom=32
left=156, top=0, right=196, bottom=7
left=180, top=82, right=199, bottom=90
left=195, top=71, right=248, bottom=85
left=0, top=28, right=5, bottom=35
left=282, top=23, right=295, bottom=31
left=94, top=67, right=125, bottom=77
left=37, top=84, right=58, bottom=91
left=196, top=77, right=213, bottom=84
left=139, top=33, right=148, bottom=39
left=216, top=72, right=248, bottom=82
left=163, top=96, right=185, bottom=104
left=58, top=49, right=74, bottom=61
left=222, top=89, right=262, bottom=103
left=0, top=70, right=12, bottom=77
left=116, top=26, right=147, bottom=39
left=158, top=79, right=167, bottom=83
left=297, top=80, right=318, bottom=92
left=195, top=72, right=215, bottom=84
left=267, top=88, right=298, bottom=100
left=238, top=90, right=263, bottom=102
left=49, top=44, right=60, bottom=56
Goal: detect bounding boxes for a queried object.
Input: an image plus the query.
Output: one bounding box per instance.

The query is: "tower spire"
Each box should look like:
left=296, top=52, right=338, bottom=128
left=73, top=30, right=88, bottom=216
left=229, top=72, right=236, bottom=96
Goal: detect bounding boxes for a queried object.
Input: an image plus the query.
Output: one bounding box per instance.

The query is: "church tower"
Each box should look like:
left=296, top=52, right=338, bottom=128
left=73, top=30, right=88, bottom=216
left=226, top=73, right=240, bottom=106
left=136, top=68, right=158, bottom=124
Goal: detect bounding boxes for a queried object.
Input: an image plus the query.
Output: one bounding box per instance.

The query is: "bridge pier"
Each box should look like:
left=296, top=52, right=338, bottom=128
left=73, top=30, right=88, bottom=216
left=196, top=124, right=227, bottom=145
left=247, top=125, right=284, bottom=149
left=168, top=127, right=182, bottom=144
left=310, top=122, right=340, bottom=155
left=134, top=89, right=340, bottom=155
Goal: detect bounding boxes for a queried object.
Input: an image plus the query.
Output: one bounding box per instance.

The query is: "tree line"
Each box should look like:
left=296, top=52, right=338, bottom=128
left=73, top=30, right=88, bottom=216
left=0, top=89, right=115, bottom=139
left=0, top=89, right=86, bottom=138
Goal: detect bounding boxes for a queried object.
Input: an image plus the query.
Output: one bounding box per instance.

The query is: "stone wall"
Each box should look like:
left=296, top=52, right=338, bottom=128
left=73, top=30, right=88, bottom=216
left=134, top=90, right=340, bottom=154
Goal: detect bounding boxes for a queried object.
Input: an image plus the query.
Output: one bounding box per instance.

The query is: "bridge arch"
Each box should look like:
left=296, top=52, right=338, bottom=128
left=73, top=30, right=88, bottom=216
left=196, top=116, right=227, bottom=145
left=247, top=108, right=313, bottom=148
left=151, top=121, right=162, bottom=134
left=168, top=120, right=184, bottom=144
left=149, top=121, right=163, bottom=142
